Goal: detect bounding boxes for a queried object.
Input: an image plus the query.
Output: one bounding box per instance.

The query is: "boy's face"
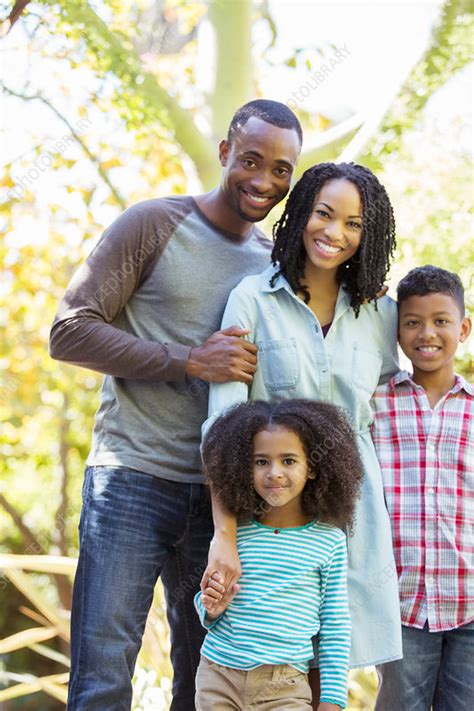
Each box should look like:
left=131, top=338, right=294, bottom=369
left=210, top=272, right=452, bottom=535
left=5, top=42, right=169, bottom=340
left=218, top=117, right=301, bottom=223
left=398, top=292, right=471, bottom=378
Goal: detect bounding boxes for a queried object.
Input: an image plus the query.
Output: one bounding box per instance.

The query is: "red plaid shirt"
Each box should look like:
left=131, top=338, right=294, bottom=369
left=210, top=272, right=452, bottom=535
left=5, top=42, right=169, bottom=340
left=371, top=371, right=474, bottom=632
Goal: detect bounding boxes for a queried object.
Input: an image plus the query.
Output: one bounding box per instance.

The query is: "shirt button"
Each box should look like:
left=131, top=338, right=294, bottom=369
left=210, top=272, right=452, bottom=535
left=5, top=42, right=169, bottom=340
left=314, top=325, right=319, bottom=333
left=422, top=406, right=429, bottom=411
left=428, top=488, right=435, bottom=494
left=321, top=369, right=327, bottom=374
left=428, top=444, right=435, bottom=451
left=427, top=577, right=435, bottom=585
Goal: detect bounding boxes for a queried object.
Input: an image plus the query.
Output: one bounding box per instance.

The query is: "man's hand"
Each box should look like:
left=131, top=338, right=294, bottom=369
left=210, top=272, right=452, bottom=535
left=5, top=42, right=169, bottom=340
left=186, top=326, right=258, bottom=383
left=202, top=572, right=240, bottom=620
left=200, top=531, right=242, bottom=612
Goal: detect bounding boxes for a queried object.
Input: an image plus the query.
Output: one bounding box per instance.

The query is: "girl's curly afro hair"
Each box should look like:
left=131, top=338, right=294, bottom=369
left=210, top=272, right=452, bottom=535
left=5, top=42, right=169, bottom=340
left=271, top=162, right=396, bottom=317
left=202, top=398, right=363, bottom=530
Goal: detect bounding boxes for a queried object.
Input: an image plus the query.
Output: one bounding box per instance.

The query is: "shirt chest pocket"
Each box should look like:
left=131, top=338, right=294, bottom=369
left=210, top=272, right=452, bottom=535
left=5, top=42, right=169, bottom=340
left=257, top=338, right=300, bottom=392
left=351, top=343, right=383, bottom=394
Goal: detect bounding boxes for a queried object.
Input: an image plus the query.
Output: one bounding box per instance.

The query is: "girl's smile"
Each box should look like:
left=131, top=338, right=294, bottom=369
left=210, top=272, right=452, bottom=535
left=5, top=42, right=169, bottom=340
left=252, top=425, right=315, bottom=527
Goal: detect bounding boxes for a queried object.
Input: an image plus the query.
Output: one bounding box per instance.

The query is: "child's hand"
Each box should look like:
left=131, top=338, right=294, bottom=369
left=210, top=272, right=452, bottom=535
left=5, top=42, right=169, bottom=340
left=317, top=704, right=341, bottom=711
left=202, top=572, right=240, bottom=620
left=201, top=533, right=242, bottom=605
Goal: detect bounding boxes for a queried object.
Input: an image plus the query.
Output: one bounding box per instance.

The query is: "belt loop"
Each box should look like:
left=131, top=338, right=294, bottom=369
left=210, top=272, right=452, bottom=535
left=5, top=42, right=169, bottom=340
left=271, top=664, right=281, bottom=682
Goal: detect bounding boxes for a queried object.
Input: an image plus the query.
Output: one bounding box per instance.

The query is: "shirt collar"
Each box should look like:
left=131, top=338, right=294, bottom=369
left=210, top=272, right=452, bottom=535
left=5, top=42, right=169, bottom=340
left=260, top=264, right=290, bottom=293
left=391, top=370, right=473, bottom=397
left=454, top=375, right=474, bottom=396
left=259, top=264, right=351, bottom=312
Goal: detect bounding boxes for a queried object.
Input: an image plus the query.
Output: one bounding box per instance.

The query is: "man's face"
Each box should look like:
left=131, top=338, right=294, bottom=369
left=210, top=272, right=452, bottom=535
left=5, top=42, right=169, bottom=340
left=218, top=117, right=301, bottom=223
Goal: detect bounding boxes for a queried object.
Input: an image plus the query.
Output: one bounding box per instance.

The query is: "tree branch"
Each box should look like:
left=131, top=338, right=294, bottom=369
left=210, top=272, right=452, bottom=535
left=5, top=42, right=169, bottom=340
left=2, top=85, right=127, bottom=209
left=51, top=0, right=217, bottom=187
left=337, top=80, right=409, bottom=164
left=0, top=0, right=32, bottom=36
left=297, top=112, right=365, bottom=174
left=359, top=0, right=473, bottom=169
left=0, top=493, right=45, bottom=553
left=0, top=492, right=72, bottom=607
left=207, top=0, right=253, bottom=139
left=56, top=396, right=70, bottom=559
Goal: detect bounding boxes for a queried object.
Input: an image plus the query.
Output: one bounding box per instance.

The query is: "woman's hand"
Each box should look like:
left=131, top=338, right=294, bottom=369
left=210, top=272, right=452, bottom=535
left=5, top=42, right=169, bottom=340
left=200, top=531, right=242, bottom=611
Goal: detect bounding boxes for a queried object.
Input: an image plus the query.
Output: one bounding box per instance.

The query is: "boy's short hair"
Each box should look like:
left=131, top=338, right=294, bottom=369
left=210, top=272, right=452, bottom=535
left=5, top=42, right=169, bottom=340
left=227, top=100, right=303, bottom=145
left=397, top=265, right=465, bottom=316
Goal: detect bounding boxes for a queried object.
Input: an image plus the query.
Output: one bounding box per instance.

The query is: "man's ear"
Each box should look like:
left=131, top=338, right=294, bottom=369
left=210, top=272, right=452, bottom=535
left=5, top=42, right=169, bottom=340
left=459, top=316, right=472, bottom=343
left=219, top=139, right=230, bottom=167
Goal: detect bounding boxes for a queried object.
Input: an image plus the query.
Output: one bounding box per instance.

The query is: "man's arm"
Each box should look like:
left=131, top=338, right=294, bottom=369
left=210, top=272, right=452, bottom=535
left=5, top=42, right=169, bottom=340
left=50, top=201, right=257, bottom=383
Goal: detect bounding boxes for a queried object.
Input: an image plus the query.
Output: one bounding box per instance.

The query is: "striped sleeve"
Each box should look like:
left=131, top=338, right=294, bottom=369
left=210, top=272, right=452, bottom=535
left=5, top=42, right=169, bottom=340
left=194, top=591, right=223, bottom=629
left=318, top=534, right=351, bottom=709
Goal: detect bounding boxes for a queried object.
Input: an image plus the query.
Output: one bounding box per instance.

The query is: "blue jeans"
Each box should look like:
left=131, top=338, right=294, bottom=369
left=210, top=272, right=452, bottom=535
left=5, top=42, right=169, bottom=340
left=375, top=622, right=474, bottom=711
left=68, top=466, right=214, bottom=711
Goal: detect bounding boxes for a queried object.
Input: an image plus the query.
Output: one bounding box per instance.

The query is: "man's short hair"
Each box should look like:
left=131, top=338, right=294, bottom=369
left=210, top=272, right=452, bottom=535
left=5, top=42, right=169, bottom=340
left=397, top=265, right=465, bottom=316
left=227, top=100, right=303, bottom=145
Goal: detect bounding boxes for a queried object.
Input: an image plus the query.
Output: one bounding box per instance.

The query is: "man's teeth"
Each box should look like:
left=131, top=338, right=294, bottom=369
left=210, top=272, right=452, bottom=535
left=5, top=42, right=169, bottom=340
left=418, top=346, right=440, bottom=352
left=245, top=192, right=269, bottom=203
left=316, top=240, right=341, bottom=254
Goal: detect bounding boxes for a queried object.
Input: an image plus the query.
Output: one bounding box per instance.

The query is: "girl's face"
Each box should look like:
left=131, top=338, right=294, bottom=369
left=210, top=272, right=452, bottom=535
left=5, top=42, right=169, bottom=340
left=252, top=426, right=314, bottom=511
left=302, top=178, right=363, bottom=276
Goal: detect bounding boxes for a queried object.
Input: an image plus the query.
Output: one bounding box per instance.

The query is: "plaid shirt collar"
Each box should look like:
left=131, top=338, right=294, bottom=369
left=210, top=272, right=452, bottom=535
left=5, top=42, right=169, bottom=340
left=389, top=370, right=474, bottom=397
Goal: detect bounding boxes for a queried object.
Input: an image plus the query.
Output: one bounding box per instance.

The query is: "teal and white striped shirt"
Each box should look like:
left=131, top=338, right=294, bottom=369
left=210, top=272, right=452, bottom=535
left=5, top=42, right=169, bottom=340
left=195, top=519, right=351, bottom=709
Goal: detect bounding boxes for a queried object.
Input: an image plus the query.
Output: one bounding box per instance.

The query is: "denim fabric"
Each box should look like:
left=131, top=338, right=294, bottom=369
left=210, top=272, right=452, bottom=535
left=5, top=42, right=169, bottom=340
left=204, top=265, right=402, bottom=667
left=68, top=465, right=214, bottom=711
left=375, top=622, right=474, bottom=711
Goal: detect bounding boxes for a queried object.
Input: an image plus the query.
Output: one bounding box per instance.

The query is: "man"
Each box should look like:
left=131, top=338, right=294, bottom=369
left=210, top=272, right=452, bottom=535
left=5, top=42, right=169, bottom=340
left=49, top=99, right=302, bottom=711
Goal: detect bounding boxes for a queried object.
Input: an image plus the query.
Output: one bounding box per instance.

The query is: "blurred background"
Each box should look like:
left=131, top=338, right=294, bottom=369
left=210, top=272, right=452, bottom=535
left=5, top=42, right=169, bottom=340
left=0, top=0, right=472, bottom=708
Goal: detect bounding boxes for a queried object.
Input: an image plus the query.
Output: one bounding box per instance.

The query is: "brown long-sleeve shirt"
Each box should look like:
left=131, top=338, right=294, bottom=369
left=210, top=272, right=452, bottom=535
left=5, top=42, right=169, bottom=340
left=50, top=196, right=271, bottom=482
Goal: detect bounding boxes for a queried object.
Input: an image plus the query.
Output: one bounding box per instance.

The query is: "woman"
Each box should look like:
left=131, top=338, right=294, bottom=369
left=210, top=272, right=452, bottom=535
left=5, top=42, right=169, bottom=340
left=201, top=162, right=403, bottom=679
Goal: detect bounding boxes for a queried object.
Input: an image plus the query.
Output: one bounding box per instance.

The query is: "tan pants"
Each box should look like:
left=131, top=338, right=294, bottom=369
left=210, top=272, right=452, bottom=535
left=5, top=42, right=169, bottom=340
left=195, top=655, right=312, bottom=710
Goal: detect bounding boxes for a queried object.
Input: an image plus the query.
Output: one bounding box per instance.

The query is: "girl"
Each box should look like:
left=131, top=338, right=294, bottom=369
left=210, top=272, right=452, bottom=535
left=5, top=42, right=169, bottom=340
left=195, top=399, right=363, bottom=711
left=202, top=163, right=403, bottom=686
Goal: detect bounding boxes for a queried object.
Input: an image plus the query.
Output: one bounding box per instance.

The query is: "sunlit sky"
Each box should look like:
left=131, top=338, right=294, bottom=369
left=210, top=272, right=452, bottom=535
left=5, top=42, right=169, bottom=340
left=250, top=1, right=440, bottom=116
left=2, top=0, right=470, bottom=163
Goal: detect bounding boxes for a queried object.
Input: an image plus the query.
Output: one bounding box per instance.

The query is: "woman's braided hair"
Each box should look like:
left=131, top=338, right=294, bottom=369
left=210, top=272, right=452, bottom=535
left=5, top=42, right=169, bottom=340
left=271, top=162, right=396, bottom=316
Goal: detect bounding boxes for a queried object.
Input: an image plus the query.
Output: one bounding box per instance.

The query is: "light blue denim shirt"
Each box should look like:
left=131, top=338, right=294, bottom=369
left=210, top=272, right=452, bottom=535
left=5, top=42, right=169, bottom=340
left=204, top=264, right=403, bottom=668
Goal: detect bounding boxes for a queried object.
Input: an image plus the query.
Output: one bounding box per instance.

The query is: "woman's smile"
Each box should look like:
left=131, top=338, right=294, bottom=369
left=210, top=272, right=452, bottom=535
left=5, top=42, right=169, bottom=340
left=302, top=179, right=363, bottom=276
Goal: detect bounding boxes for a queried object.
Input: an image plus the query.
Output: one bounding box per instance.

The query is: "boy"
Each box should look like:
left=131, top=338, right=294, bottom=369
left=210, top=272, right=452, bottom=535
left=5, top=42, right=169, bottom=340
left=371, top=265, right=473, bottom=711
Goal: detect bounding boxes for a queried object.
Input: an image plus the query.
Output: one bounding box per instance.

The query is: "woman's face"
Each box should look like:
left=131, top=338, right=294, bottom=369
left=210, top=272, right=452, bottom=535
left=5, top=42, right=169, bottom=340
left=302, top=178, right=363, bottom=275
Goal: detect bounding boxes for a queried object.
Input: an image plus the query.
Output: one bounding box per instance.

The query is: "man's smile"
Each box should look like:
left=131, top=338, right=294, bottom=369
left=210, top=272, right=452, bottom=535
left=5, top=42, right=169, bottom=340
left=240, top=189, right=274, bottom=206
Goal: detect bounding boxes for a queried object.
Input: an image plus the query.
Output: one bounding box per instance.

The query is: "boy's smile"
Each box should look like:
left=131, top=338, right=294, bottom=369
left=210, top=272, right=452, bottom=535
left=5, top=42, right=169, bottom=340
left=398, top=293, right=471, bottom=380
